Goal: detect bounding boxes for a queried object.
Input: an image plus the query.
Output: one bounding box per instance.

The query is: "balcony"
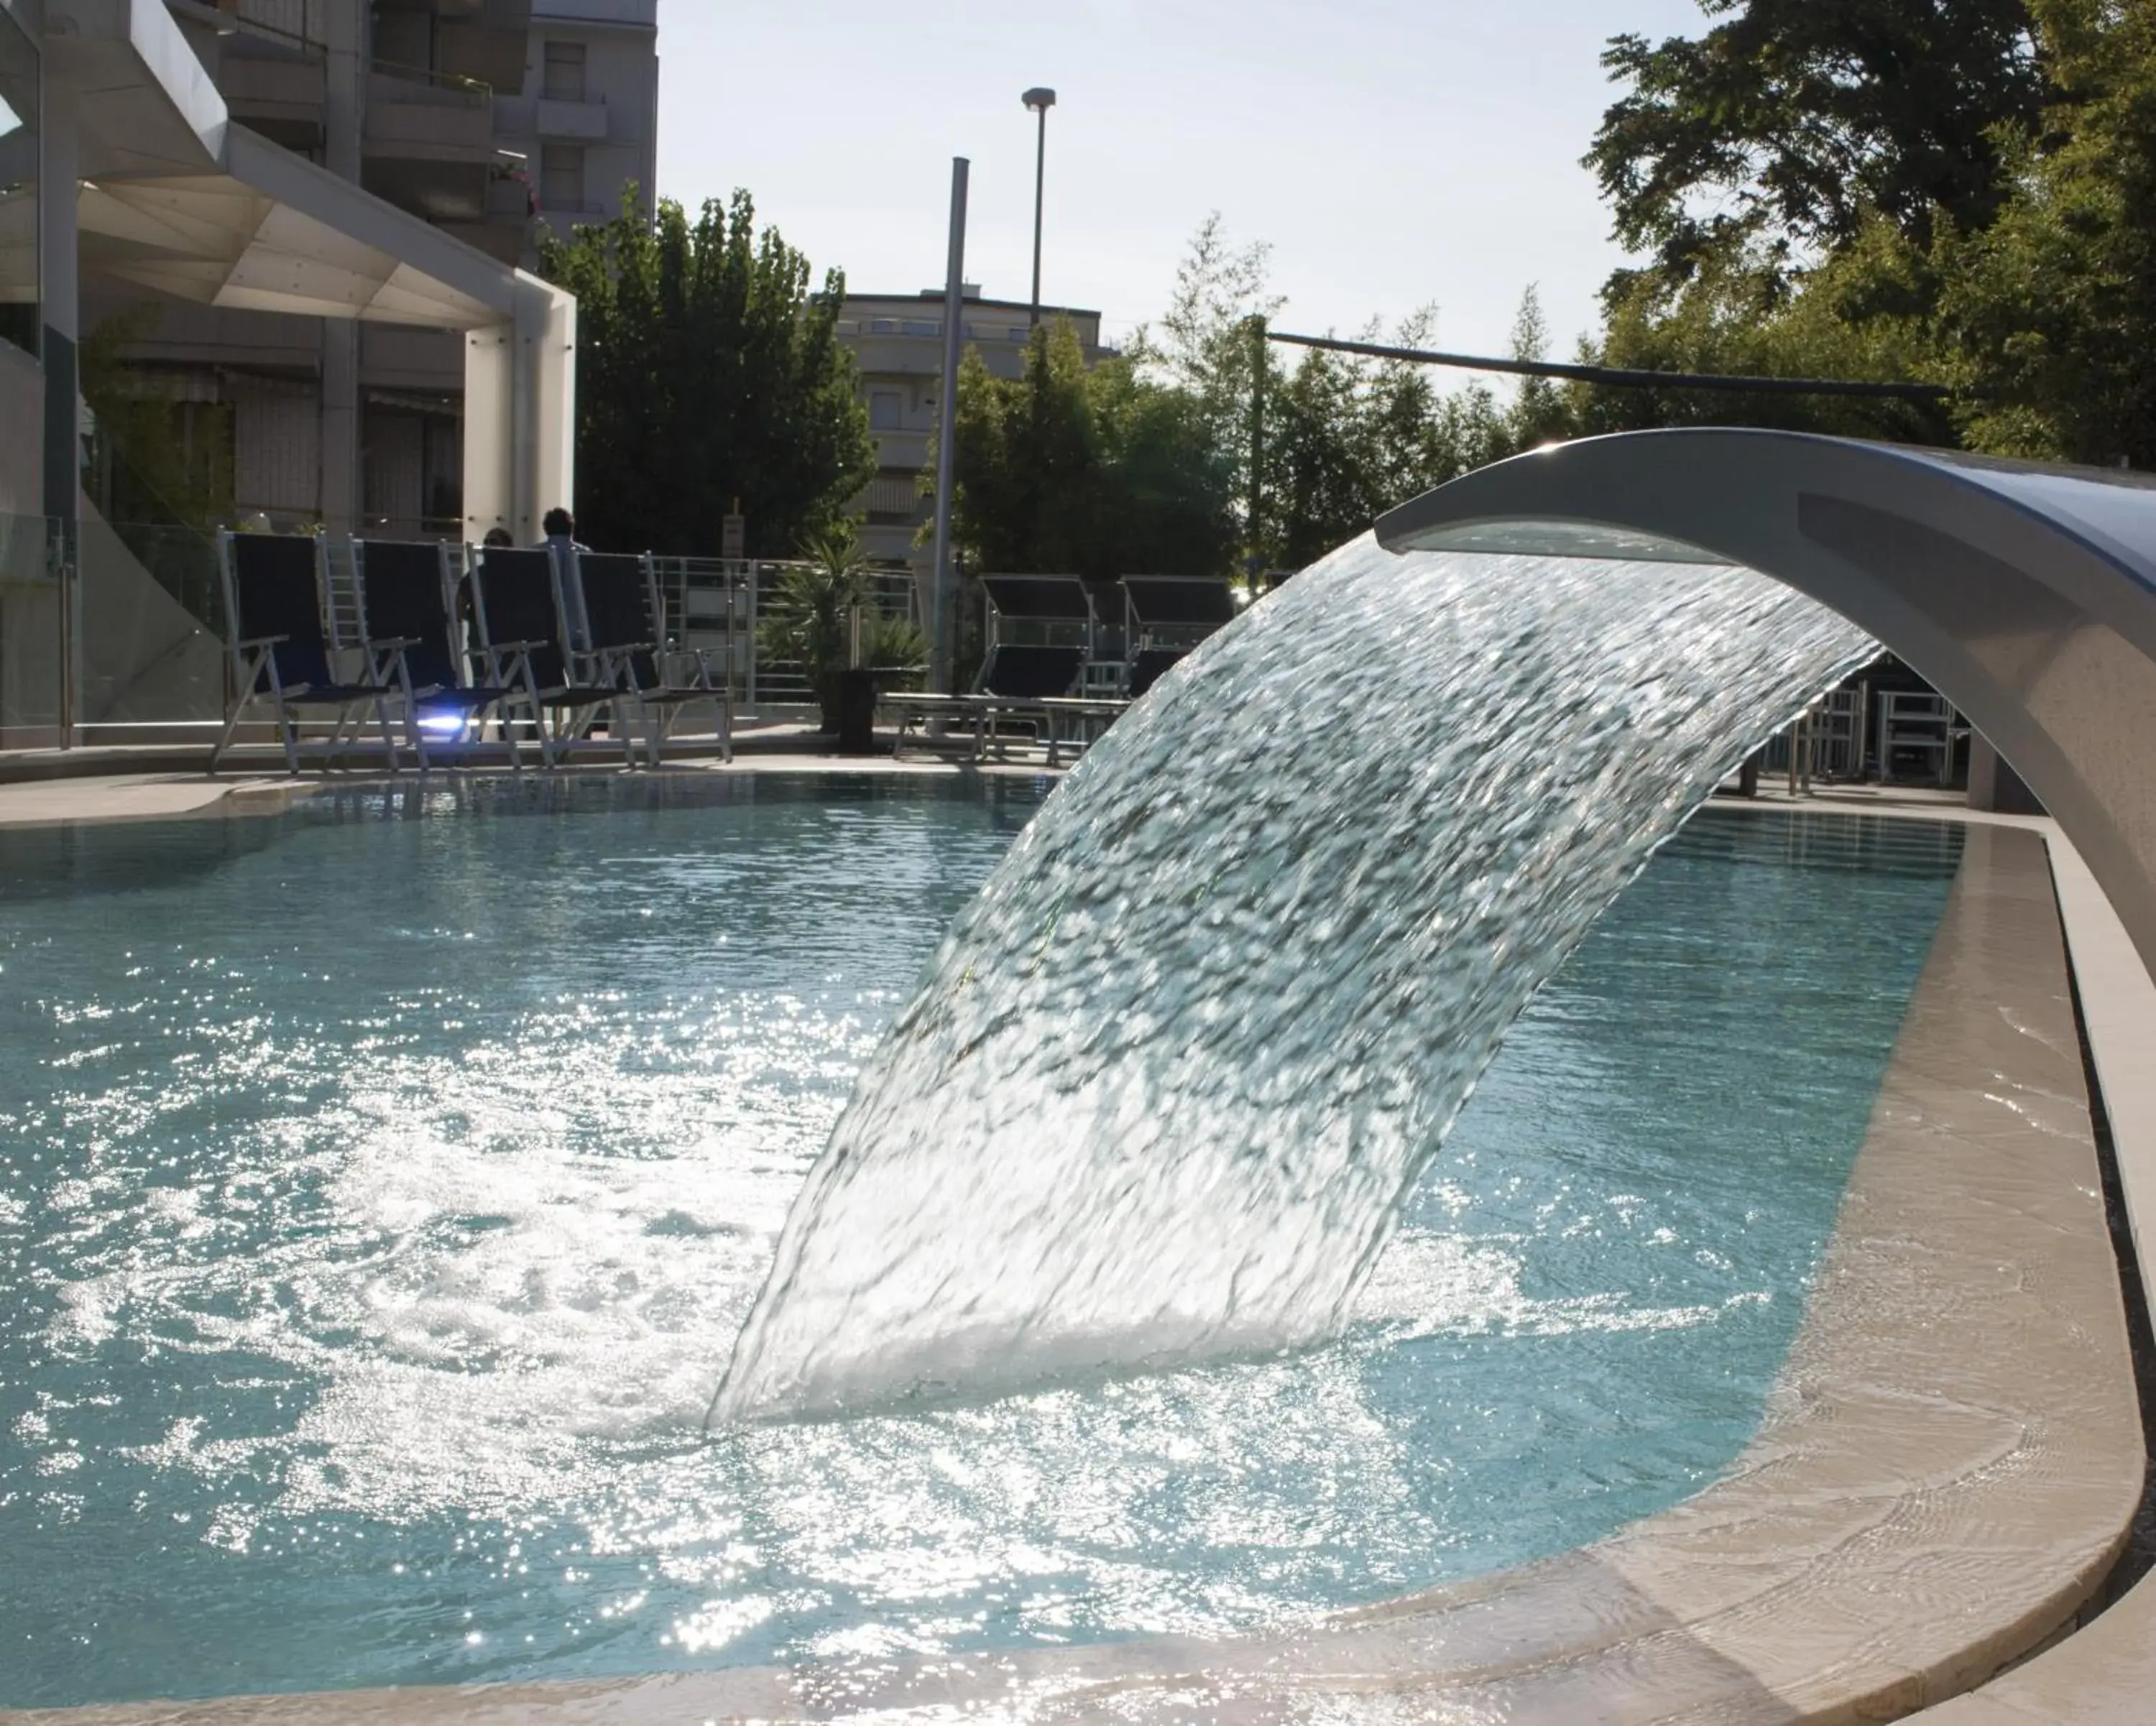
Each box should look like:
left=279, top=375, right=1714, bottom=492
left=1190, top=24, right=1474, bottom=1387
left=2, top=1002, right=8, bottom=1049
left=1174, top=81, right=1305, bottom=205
left=533, top=0, right=655, bottom=22
left=216, top=50, right=326, bottom=152
left=433, top=0, right=535, bottom=93
left=361, top=67, right=494, bottom=223
left=871, top=429, right=931, bottom=470
left=535, top=96, right=608, bottom=141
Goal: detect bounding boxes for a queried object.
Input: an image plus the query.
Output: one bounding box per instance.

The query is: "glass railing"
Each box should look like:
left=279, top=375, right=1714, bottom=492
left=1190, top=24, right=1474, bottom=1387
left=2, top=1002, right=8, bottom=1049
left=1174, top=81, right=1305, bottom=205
left=79, top=517, right=227, bottom=728
left=0, top=512, right=60, bottom=743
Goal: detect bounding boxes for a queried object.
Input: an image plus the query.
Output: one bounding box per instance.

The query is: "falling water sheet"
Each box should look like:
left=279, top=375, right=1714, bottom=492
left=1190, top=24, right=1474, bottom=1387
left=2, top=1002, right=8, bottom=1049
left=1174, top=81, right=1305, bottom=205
left=714, top=538, right=1877, bottom=1423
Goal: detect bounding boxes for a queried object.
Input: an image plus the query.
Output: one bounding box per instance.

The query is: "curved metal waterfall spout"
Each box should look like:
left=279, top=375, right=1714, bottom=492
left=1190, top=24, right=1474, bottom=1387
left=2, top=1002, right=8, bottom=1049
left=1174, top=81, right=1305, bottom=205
left=1376, top=429, right=2156, bottom=979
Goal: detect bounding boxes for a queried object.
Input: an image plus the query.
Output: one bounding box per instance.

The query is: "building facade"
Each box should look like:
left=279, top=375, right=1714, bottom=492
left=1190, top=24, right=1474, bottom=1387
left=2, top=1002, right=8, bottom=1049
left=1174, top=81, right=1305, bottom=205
left=835, top=289, right=1106, bottom=572
left=103, top=0, right=655, bottom=542
left=497, top=0, right=659, bottom=250
left=0, top=0, right=577, bottom=744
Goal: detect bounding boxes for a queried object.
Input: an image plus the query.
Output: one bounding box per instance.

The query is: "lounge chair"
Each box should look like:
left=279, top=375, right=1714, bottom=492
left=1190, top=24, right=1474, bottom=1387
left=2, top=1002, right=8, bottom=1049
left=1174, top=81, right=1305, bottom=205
left=1122, top=576, right=1235, bottom=699
left=570, top=550, right=732, bottom=767
left=211, top=531, right=420, bottom=775
left=467, top=546, right=623, bottom=768
left=351, top=540, right=529, bottom=768
left=890, top=574, right=1104, bottom=762
left=1128, top=647, right=1187, bottom=698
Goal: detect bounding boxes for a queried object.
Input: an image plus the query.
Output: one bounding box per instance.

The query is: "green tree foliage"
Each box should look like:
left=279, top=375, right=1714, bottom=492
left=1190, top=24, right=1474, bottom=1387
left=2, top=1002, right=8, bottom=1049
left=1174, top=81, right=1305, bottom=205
left=1573, top=235, right=1952, bottom=443
left=540, top=189, right=874, bottom=555
left=1930, top=0, right=2156, bottom=464
left=1588, top=0, right=2042, bottom=290
left=1583, top=0, right=2156, bottom=466
left=940, top=319, right=1238, bottom=580
left=1125, top=213, right=1284, bottom=534
left=79, top=308, right=236, bottom=627
left=80, top=307, right=234, bottom=534
left=1259, top=308, right=1516, bottom=568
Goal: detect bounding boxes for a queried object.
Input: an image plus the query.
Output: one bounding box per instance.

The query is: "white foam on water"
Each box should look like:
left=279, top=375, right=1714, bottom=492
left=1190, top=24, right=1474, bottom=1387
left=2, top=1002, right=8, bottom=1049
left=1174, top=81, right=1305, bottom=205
left=714, top=540, right=1874, bottom=1422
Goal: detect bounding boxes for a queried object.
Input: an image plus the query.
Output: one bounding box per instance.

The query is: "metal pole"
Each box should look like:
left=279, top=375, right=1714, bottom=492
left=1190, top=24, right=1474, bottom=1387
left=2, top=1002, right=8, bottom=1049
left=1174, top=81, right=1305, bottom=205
left=1248, top=315, right=1266, bottom=581
left=1022, top=88, right=1055, bottom=328
left=1029, top=106, right=1047, bottom=326
left=929, top=157, right=969, bottom=695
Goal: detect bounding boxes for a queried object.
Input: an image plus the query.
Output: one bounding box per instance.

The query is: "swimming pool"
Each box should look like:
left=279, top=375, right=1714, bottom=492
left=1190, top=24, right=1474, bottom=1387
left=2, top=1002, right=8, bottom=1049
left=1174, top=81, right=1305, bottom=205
left=0, top=778, right=1961, bottom=1707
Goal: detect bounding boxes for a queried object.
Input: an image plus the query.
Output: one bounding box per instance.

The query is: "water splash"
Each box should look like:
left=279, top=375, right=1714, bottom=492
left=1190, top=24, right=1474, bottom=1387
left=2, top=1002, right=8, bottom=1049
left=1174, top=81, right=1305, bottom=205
left=714, top=537, right=1874, bottom=1422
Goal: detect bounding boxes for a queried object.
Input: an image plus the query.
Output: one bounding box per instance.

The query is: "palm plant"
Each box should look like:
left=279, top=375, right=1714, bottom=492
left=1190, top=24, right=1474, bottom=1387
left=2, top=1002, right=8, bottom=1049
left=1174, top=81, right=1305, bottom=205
left=758, top=525, right=927, bottom=731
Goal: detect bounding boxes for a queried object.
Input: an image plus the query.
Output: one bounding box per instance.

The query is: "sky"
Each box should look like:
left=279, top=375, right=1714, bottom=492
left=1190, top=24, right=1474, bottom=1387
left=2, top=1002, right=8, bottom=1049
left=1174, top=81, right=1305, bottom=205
left=655, top=1, right=1710, bottom=364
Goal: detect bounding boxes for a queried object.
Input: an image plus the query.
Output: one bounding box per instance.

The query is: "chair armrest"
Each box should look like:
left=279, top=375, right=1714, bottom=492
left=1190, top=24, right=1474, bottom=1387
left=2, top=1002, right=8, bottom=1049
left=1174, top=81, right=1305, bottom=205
left=367, top=635, right=424, bottom=652
left=237, top=633, right=291, bottom=649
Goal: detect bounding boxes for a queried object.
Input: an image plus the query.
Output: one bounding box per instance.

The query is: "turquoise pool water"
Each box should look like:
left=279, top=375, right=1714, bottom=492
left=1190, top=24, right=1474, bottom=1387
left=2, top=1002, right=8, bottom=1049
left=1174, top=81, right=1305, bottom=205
left=0, top=780, right=1961, bottom=1706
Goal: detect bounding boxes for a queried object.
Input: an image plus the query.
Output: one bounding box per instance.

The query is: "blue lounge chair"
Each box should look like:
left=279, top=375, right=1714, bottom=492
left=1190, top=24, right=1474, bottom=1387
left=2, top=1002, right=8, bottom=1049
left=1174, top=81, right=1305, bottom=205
left=570, top=550, right=732, bottom=767
left=211, top=531, right=419, bottom=775
left=351, top=539, right=529, bottom=769
left=467, top=545, right=623, bottom=767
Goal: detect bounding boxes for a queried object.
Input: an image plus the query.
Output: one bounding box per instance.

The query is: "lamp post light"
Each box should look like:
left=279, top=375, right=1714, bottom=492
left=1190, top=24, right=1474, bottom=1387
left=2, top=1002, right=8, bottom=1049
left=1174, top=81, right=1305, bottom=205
left=1021, top=86, right=1056, bottom=328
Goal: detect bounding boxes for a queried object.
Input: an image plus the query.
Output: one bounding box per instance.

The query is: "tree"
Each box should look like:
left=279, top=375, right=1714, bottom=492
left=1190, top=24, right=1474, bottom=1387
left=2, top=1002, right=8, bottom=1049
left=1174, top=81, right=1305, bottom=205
left=1572, top=234, right=1953, bottom=444
left=540, top=189, right=874, bottom=556
left=939, top=320, right=1238, bottom=581
left=1930, top=0, right=2156, bottom=465
left=1588, top=0, right=2043, bottom=291
left=1579, top=0, right=2156, bottom=466
left=1125, top=213, right=1284, bottom=553
left=1256, top=295, right=1580, bottom=568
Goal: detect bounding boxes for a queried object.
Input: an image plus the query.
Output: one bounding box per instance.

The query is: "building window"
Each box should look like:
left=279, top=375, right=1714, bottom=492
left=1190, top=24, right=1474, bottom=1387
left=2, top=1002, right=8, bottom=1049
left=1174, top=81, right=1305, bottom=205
left=543, top=41, right=587, bottom=102
left=0, top=7, right=38, bottom=360
left=869, top=391, right=902, bottom=432
left=540, top=143, right=585, bottom=211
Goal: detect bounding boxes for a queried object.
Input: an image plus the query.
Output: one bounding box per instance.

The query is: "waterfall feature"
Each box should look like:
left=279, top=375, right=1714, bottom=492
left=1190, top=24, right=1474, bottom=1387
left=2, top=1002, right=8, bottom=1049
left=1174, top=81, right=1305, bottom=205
left=713, top=537, right=1874, bottom=1423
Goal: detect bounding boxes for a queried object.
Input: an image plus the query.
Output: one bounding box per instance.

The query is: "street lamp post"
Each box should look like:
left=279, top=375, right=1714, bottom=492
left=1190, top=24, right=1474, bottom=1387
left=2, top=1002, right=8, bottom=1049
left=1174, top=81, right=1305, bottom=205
left=1022, top=87, right=1056, bottom=328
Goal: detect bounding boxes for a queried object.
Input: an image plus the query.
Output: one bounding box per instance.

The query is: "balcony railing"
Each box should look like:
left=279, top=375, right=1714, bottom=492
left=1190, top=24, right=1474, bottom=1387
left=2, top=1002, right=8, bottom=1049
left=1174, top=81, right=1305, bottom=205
left=170, top=0, right=324, bottom=52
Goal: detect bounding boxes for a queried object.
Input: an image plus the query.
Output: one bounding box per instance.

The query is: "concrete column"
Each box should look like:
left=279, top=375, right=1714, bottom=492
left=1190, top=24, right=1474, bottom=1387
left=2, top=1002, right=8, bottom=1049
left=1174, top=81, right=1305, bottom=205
left=38, top=50, right=79, bottom=743
left=318, top=0, right=365, bottom=537
left=462, top=274, right=576, bottom=546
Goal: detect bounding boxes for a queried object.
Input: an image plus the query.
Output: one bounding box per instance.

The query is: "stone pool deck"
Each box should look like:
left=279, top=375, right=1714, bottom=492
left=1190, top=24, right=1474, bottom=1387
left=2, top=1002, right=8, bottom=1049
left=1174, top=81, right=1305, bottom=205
left=0, top=769, right=2150, bottom=1724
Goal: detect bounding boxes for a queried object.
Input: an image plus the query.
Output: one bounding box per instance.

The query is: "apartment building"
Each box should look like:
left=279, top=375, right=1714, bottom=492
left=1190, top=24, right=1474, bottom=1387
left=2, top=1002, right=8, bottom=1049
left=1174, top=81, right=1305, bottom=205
left=837, top=289, right=1107, bottom=572
left=497, top=0, right=660, bottom=247
left=0, top=0, right=577, bottom=740
left=102, top=0, right=655, bottom=541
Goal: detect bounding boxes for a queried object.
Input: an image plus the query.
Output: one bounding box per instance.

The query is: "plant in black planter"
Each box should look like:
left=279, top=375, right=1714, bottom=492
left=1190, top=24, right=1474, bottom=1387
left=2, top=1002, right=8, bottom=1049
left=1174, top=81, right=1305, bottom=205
left=759, top=525, right=929, bottom=732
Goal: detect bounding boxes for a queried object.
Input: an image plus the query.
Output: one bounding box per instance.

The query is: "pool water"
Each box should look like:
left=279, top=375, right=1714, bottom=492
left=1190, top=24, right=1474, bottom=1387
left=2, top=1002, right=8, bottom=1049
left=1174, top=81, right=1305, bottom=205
left=0, top=779, right=1961, bottom=1707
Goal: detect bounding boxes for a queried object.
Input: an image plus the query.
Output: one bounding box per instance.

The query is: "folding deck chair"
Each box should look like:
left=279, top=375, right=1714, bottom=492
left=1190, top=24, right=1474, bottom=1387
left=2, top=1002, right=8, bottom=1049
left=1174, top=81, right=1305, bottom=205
left=467, top=546, right=622, bottom=768
left=570, top=550, right=732, bottom=767
left=211, top=530, right=420, bottom=775
left=351, top=540, right=528, bottom=769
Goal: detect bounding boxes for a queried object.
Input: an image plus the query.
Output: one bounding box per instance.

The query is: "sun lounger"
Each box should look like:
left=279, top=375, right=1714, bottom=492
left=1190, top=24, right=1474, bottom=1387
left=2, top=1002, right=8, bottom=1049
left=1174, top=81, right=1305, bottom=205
left=211, top=530, right=420, bottom=775
left=351, top=540, right=530, bottom=769
left=570, top=550, right=732, bottom=767
left=467, top=546, right=623, bottom=768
